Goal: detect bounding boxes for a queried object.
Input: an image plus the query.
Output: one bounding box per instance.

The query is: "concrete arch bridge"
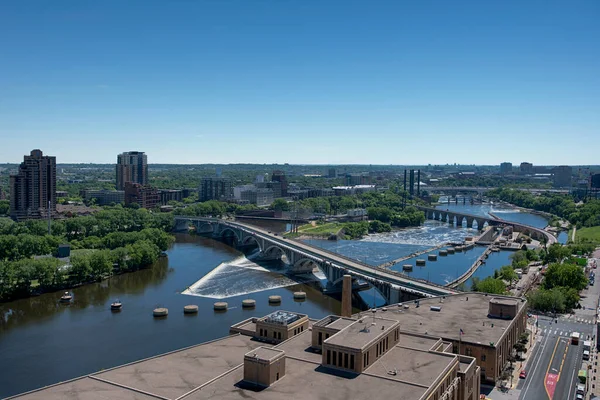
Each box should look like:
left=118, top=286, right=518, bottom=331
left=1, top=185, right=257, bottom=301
left=174, top=216, right=458, bottom=304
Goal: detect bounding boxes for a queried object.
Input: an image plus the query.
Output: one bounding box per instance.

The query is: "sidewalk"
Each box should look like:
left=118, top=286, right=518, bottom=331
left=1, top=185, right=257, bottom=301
left=486, top=319, right=537, bottom=399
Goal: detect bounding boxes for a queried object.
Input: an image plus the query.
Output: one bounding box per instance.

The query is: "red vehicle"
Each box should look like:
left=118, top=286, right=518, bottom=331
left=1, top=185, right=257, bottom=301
left=519, top=370, right=527, bottom=379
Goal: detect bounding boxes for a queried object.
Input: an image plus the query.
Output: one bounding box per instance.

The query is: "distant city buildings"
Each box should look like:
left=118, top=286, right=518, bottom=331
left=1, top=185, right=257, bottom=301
left=158, top=189, right=184, bottom=205
left=345, top=173, right=370, bottom=186
left=332, top=185, right=376, bottom=196
left=124, top=182, right=159, bottom=209
left=271, top=170, right=288, bottom=197
left=553, top=165, right=573, bottom=188
left=499, top=162, right=512, bottom=175
left=81, top=189, right=125, bottom=206
left=328, top=168, right=337, bottom=178
left=233, top=184, right=274, bottom=207
left=519, top=162, right=533, bottom=175
left=200, top=177, right=233, bottom=202
left=10, top=149, right=57, bottom=221
left=116, top=151, right=148, bottom=190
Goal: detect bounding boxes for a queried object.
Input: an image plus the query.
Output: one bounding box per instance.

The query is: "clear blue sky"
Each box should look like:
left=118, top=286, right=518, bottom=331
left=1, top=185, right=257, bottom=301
left=1, top=1, right=598, bottom=165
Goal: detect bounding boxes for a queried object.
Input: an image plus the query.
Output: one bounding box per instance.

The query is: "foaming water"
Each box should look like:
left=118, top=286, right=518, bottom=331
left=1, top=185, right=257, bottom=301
left=184, top=255, right=298, bottom=299
left=363, top=220, right=477, bottom=247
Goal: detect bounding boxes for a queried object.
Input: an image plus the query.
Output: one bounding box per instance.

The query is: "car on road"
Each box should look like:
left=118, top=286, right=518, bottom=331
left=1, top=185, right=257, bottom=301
left=519, top=370, right=527, bottom=379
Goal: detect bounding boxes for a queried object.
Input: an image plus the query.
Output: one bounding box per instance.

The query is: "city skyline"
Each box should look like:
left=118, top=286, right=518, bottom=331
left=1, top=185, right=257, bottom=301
left=1, top=1, right=599, bottom=165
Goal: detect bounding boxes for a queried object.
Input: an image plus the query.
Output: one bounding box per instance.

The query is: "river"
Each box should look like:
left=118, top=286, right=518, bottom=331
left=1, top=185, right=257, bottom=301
left=0, top=234, right=343, bottom=399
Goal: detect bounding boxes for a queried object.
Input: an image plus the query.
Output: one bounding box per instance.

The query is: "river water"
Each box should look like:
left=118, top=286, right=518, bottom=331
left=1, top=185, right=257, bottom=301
left=0, top=203, right=550, bottom=398
left=0, top=234, right=343, bottom=398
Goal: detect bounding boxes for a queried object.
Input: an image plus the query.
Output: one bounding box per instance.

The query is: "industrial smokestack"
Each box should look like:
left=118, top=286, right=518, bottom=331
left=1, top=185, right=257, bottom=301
left=341, top=275, right=352, bottom=318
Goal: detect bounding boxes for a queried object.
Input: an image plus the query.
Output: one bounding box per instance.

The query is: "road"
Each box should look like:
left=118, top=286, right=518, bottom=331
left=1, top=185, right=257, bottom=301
left=518, top=315, right=594, bottom=400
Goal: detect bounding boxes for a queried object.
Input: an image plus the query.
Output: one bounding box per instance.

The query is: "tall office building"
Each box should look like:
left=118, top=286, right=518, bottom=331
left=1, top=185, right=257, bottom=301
left=499, top=162, right=512, bottom=175
left=116, top=151, right=148, bottom=190
left=553, top=165, right=573, bottom=188
left=10, top=149, right=56, bottom=221
left=519, top=162, right=533, bottom=175
left=271, top=170, right=288, bottom=197
left=200, top=177, right=232, bottom=201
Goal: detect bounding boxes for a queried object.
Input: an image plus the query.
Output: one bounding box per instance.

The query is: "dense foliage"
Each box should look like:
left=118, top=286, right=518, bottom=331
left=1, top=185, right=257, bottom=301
left=471, top=277, right=507, bottom=294
left=0, top=207, right=175, bottom=301
left=526, top=262, right=587, bottom=313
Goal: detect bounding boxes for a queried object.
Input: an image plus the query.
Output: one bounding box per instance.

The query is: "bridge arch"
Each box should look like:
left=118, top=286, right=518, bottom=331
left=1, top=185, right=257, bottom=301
left=291, top=257, right=320, bottom=274
left=220, top=227, right=241, bottom=243
left=196, top=222, right=215, bottom=234
left=241, top=235, right=262, bottom=252
left=263, top=245, right=289, bottom=263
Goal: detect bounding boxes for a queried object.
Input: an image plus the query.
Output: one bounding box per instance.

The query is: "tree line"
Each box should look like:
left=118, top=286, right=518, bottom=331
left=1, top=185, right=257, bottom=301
left=0, top=207, right=175, bottom=301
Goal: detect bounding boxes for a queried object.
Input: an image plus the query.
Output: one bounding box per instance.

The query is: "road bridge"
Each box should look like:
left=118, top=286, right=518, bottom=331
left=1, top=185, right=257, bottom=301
left=414, top=206, right=557, bottom=245
left=174, top=216, right=458, bottom=303
left=424, top=186, right=570, bottom=194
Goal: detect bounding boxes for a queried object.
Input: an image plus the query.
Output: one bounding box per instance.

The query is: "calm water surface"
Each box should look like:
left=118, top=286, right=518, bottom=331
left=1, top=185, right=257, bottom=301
left=0, top=234, right=342, bottom=398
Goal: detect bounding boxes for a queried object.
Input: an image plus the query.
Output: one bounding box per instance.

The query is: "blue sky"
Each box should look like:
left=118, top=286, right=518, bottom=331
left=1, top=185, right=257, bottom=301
left=1, top=0, right=598, bottom=165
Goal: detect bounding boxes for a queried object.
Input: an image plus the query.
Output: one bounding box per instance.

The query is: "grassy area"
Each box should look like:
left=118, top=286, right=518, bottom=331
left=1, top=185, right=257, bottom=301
left=292, top=222, right=343, bottom=237
left=573, top=226, right=600, bottom=244
left=70, top=249, right=99, bottom=257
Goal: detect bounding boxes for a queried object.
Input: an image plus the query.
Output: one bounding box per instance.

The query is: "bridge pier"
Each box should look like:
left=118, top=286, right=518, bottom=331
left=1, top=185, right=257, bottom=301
left=466, top=217, right=474, bottom=229
left=476, top=218, right=486, bottom=231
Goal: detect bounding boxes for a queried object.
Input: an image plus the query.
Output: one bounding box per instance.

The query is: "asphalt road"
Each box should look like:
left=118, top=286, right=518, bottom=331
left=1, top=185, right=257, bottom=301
left=518, top=316, right=593, bottom=400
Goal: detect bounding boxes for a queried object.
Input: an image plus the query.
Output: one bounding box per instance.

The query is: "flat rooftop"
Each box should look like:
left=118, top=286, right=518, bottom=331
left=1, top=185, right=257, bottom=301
left=355, top=293, right=526, bottom=345
left=325, top=317, right=357, bottom=330
left=246, top=347, right=284, bottom=361
left=11, top=317, right=459, bottom=400
left=262, top=310, right=305, bottom=325
left=325, top=317, right=399, bottom=349
left=363, top=346, right=456, bottom=387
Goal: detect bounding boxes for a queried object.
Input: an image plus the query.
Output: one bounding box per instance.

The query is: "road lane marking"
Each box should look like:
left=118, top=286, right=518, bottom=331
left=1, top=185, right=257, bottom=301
left=522, top=333, right=550, bottom=399
left=544, top=338, right=562, bottom=399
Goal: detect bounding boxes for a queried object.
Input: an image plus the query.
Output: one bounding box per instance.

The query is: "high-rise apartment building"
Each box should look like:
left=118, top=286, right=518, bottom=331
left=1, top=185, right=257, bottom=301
left=10, top=149, right=56, bottom=221
left=200, top=177, right=232, bottom=202
left=553, top=165, right=573, bottom=188
left=271, top=170, right=288, bottom=197
left=499, top=162, right=512, bottom=175
left=116, top=151, right=148, bottom=190
left=519, top=162, right=533, bottom=175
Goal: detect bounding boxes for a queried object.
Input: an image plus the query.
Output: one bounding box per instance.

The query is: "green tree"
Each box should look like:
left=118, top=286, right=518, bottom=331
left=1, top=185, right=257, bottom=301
left=498, top=265, right=518, bottom=283
left=270, top=198, right=290, bottom=211
left=473, top=277, right=506, bottom=294
left=89, top=250, right=113, bottom=279
left=0, top=200, right=9, bottom=215
left=543, top=263, right=587, bottom=291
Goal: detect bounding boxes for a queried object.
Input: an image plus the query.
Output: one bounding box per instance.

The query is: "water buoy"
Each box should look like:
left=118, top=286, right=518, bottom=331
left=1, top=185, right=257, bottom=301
left=416, top=259, right=426, bottom=266
left=183, top=305, right=198, bottom=314
left=213, top=302, right=228, bottom=311
left=428, top=254, right=438, bottom=261
left=293, top=291, right=307, bottom=300
left=403, top=264, right=413, bottom=271
left=268, top=295, right=282, bottom=304
left=242, top=299, right=256, bottom=308
left=153, top=307, right=168, bottom=317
